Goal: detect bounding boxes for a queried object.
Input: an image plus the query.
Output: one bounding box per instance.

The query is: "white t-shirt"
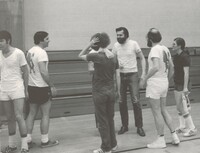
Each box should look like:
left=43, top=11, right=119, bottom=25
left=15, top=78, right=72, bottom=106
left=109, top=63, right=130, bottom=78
left=27, top=46, right=49, bottom=87
left=88, top=49, right=97, bottom=72
left=0, top=48, right=27, bottom=91
left=148, top=44, right=171, bottom=80
left=0, top=50, right=2, bottom=91
left=112, top=39, right=141, bottom=73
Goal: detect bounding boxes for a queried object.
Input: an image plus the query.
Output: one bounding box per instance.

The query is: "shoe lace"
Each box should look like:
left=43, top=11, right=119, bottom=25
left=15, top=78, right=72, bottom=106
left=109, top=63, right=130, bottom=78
left=21, top=148, right=29, bottom=153
left=94, top=148, right=104, bottom=153
left=4, top=146, right=16, bottom=153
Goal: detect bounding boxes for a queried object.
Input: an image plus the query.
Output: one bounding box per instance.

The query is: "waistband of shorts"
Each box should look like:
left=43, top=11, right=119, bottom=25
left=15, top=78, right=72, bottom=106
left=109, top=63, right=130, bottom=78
left=120, top=72, right=137, bottom=76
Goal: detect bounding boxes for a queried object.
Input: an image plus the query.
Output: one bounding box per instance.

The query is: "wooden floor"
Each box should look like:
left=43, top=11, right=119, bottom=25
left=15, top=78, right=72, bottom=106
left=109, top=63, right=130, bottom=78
left=43, top=87, right=200, bottom=118
left=0, top=103, right=200, bottom=153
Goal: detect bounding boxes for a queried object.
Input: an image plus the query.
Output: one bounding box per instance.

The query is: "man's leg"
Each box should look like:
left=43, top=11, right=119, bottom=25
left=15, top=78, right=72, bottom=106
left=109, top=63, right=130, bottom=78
left=160, top=97, right=180, bottom=145
left=40, top=100, right=59, bottom=148
left=40, top=100, right=51, bottom=141
left=107, top=93, right=117, bottom=150
left=13, top=98, right=28, bottom=151
left=93, top=92, right=112, bottom=152
left=129, top=73, right=143, bottom=127
left=3, top=101, right=17, bottom=150
left=128, top=73, right=145, bottom=136
left=26, top=103, right=39, bottom=144
left=147, top=98, right=166, bottom=148
left=118, top=75, right=129, bottom=134
left=149, top=98, right=164, bottom=135
left=174, top=90, right=197, bottom=136
left=0, top=102, right=4, bottom=128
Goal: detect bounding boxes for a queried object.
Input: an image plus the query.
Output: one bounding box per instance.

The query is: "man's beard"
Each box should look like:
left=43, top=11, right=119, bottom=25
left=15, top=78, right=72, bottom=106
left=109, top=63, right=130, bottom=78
left=117, top=38, right=126, bottom=44
left=147, top=39, right=152, bottom=47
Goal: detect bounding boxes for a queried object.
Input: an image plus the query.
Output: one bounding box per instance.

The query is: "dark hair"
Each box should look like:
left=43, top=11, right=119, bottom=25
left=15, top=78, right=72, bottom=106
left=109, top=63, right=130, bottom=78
left=90, top=33, right=101, bottom=45
left=116, top=27, right=129, bottom=38
left=174, top=37, right=185, bottom=50
left=147, top=28, right=162, bottom=43
left=0, top=30, right=12, bottom=44
left=98, top=32, right=111, bottom=48
left=34, top=31, right=48, bottom=45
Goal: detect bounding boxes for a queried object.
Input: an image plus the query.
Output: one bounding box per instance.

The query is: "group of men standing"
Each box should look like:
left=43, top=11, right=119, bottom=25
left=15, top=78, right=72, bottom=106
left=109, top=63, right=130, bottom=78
left=0, top=26, right=197, bottom=153
left=0, top=31, right=58, bottom=153
left=79, top=27, right=197, bottom=153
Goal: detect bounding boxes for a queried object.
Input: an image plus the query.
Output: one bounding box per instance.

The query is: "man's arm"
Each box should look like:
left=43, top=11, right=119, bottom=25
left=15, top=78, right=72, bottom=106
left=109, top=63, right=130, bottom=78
left=78, top=37, right=99, bottom=61
left=183, top=66, right=189, bottom=92
left=21, top=64, right=29, bottom=98
left=145, top=57, right=159, bottom=80
left=168, top=58, right=174, bottom=81
left=137, top=51, right=146, bottom=78
left=38, top=61, right=52, bottom=87
left=38, top=61, right=57, bottom=97
left=115, top=69, right=120, bottom=96
left=140, top=57, right=159, bottom=88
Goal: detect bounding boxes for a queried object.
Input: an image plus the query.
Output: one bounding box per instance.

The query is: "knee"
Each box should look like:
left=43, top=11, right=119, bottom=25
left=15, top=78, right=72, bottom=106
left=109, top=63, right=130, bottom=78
left=29, top=110, right=37, bottom=117
left=15, top=112, right=24, bottom=121
left=176, top=106, right=182, bottom=113
left=183, top=113, right=189, bottom=118
left=119, top=101, right=126, bottom=106
left=7, top=115, right=15, bottom=122
left=41, top=114, right=50, bottom=120
left=161, top=108, right=165, bottom=115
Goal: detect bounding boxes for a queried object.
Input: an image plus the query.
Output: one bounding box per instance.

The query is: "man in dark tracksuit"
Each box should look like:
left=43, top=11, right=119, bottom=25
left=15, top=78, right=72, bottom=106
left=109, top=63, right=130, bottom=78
left=78, top=32, right=120, bottom=153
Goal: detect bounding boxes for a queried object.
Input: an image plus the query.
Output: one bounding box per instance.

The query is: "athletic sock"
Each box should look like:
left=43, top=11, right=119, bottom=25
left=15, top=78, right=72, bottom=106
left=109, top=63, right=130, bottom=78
left=178, top=114, right=185, bottom=128
left=27, top=134, right=32, bottom=143
left=185, top=115, right=195, bottom=130
left=21, top=137, right=28, bottom=150
left=8, top=134, right=16, bottom=148
left=41, top=134, right=49, bottom=143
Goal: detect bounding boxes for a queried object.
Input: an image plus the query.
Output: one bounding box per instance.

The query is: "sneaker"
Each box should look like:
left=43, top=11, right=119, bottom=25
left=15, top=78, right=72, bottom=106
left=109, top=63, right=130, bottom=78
left=183, top=128, right=197, bottom=137
left=0, top=123, right=7, bottom=129
left=28, top=141, right=36, bottom=149
left=21, top=148, right=29, bottom=153
left=175, top=127, right=187, bottom=134
left=3, top=146, right=17, bottom=153
left=111, top=145, right=118, bottom=152
left=171, top=132, right=180, bottom=145
left=41, top=139, right=59, bottom=148
left=93, top=148, right=111, bottom=153
left=147, top=136, right=166, bottom=149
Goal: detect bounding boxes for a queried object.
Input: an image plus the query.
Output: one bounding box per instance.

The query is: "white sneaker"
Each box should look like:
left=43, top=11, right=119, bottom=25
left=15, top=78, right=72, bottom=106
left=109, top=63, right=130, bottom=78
left=147, top=136, right=166, bottom=149
left=175, top=127, right=187, bottom=134
left=111, top=145, right=118, bottom=152
left=183, top=128, right=197, bottom=137
left=171, top=132, right=180, bottom=145
left=93, top=148, right=111, bottom=153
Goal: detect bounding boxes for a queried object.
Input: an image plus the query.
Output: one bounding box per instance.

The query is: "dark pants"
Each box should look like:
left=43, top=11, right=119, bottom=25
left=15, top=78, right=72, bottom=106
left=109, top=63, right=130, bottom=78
left=93, top=86, right=117, bottom=152
left=119, top=72, right=143, bottom=128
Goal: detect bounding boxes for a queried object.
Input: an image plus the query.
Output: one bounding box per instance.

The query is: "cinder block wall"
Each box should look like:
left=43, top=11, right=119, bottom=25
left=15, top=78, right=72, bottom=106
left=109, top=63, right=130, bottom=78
left=23, top=0, right=200, bottom=51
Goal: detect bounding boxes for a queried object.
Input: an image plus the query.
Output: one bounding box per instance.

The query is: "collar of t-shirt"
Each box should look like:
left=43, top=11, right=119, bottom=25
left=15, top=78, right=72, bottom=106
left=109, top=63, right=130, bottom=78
left=98, top=48, right=114, bottom=59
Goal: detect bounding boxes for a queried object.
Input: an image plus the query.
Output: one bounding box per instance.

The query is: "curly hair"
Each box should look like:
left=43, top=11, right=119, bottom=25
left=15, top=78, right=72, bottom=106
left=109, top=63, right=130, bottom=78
left=98, top=32, right=111, bottom=48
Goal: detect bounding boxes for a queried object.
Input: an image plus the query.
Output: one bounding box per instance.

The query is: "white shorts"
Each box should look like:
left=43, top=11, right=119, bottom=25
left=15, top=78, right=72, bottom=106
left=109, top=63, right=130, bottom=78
left=0, top=85, right=25, bottom=101
left=146, top=78, right=169, bottom=99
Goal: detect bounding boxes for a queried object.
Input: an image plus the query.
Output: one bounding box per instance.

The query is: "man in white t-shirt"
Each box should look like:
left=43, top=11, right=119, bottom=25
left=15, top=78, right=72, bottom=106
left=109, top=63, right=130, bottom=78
left=0, top=30, right=29, bottom=153
left=25, top=31, right=58, bottom=149
left=112, top=27, right=146, bottom=136
left=140, top=28, right=180, bottom=149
